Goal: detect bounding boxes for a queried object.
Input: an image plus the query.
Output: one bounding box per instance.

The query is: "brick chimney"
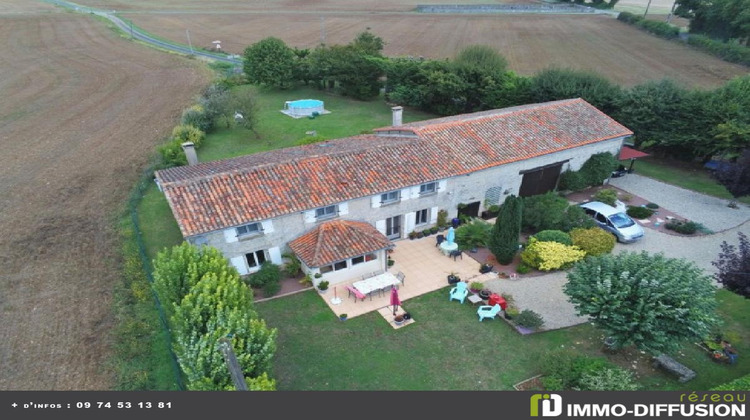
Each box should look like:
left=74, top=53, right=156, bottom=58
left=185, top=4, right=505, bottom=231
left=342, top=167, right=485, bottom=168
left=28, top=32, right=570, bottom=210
left=391, top=106, right=403, bottom=127
left=182, top=142, right=199, bottom=166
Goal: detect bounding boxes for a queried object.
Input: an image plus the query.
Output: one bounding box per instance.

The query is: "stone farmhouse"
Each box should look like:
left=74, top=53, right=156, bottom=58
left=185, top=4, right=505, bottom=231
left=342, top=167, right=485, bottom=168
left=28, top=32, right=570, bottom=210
left=155, top=98, right=632, bottom=287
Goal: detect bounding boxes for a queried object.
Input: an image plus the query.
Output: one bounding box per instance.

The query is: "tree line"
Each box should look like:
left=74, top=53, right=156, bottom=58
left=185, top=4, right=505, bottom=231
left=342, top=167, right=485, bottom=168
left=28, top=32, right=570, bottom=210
left=243, top=33, right=750, bottom=163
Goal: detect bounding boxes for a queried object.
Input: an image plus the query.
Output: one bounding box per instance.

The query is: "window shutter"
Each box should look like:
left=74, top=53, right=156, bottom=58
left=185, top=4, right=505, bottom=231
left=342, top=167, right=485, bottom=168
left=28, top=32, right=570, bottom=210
left=260, top=220, right=274, bottom=234
left=371, top=195, right=381, bottom=208
left=230, top=256, right=249, bottom=275
left=410, top=186, right=420, bottom=199
left=438, top=179, right=447, bottom=192
left=224, top=228, right=238, bottom=243
left=304, top=210, right=316, bottom=223
left=430, top=207, right=438, bottom=224
left=375, top=220, right=387, bottom=235
left=268, top=247, right=282, bottom=264
left=400, top=188, right=411, bottom=201
left=339, top=202, right=349, bottom=215
left=405, top=212, right=416, bottom=233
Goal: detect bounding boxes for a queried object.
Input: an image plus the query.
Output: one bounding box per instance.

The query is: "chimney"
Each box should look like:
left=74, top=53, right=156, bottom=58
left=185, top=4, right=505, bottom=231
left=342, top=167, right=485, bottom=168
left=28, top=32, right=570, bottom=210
left=391, top=106, right=403, bottom=127
left=182, top=142, right=199, bottom=166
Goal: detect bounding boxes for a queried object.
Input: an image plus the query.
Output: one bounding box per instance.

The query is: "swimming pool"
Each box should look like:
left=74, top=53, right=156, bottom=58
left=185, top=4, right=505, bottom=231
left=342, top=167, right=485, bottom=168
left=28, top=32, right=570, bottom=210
left=284, top=99, right=325, bottom=117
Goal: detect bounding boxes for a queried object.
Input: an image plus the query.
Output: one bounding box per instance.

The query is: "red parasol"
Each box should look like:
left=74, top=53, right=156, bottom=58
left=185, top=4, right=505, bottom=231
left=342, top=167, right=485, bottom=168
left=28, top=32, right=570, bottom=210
left=390, top=287, right=401, bottom=316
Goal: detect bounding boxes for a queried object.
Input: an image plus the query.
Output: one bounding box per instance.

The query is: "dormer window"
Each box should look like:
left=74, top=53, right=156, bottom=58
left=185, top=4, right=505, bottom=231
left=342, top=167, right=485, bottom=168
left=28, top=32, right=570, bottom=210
left=236, top=222, right=261, bottom=237
left=380, top=190, right=400, bottom=205
left=315, top=205, right=338, bottom=220
left=419, top=182, right=437, bottom=196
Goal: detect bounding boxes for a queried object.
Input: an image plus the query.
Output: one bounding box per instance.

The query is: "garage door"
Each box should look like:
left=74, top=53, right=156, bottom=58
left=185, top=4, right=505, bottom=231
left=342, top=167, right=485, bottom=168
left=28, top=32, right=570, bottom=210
left=519, top=162, right=565, bottom=197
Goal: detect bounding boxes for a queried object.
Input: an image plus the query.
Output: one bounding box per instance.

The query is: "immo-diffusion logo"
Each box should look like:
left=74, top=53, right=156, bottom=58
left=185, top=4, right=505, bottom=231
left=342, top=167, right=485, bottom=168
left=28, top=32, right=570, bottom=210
left=530, top=393, right=563, bottom=417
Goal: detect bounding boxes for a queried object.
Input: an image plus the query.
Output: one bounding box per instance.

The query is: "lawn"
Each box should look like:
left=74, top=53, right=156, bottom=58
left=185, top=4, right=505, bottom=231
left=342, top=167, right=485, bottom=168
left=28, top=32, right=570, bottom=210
left=255, top=287, right=749, bottom=390
left=627, top=156, right=750, bottom=205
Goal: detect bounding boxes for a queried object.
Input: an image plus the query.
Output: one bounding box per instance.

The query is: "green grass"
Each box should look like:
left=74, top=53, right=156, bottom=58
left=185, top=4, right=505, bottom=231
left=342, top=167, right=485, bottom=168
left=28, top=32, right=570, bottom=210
left=138, top=183, right=184, bottom=260
left=196, top=85, right=435, bottom=162
left=628, top=156, right=750, bottom=205
left=255, top=288, right=750, bottom=390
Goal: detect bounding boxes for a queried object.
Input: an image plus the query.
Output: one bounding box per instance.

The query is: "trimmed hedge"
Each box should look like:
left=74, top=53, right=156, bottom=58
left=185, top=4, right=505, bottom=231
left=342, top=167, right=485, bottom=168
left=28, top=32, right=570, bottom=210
left=688, top=34, right=750, bottom=67
left=521, top=238, right=586, bottom=271
left=617, top=12, right=679, bottom=39
left=532, top=230, right=572, bottom=246
left=570, top=227, right=616, bottom=256
left=626, top=206, right=654, bottom=219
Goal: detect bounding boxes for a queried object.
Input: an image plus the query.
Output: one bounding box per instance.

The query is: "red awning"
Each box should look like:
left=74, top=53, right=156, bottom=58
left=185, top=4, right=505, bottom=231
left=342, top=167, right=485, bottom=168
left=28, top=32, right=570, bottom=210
left=619, top=146, right=649, bottom=160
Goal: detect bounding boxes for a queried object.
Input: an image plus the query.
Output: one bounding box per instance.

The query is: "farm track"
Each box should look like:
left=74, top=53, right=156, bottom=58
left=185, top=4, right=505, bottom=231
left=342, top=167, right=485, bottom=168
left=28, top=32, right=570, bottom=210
left=0, top=3, right=210, bottom=390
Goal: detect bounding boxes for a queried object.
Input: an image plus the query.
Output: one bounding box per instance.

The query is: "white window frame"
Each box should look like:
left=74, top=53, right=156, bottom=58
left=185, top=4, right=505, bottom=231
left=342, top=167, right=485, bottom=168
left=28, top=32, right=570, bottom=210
left=380, top=190, right=400, bottom=205
left=315, top=205, right=338, bottom=220
left=236, top=222, right=262, bottom=238
left=246, top=249, right=267, bottom=269
left=419, top=182, right=437, bottom=196
left=415, top=208, right=429, bottom=226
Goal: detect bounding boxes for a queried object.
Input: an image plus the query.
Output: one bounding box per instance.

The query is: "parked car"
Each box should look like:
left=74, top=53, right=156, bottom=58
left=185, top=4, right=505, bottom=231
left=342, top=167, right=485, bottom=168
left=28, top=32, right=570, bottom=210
left=579, top=201, right=644, bottom=243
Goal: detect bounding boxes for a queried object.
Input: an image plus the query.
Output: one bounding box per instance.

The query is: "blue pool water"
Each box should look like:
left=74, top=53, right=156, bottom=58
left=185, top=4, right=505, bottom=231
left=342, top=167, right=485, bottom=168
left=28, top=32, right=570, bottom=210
left=289, top=99, right=323, bottom=109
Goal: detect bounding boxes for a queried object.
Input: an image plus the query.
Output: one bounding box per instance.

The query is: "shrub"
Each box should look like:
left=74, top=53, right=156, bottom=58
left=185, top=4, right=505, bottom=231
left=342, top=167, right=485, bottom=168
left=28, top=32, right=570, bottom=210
left=469, top=281, right=484, bottom=291
left=626, top=206, right=654, bottom=219
left=158, top=139, right=187, bottom=167
left=579, top=367, right=640, bottom=391
left=561, top=205, right=597, bottom=232
left=516, top=263, right=531, bottom=274
left=570, top=227, right=615, bottom=256
left=248, top=262, right=281, bottom=288
left=593, top=189, right=618, bottom=207
left=532, top=230, right=572, bottom=245
left=579, top=152, right=618, bottom=187
left=687, top=34, right=750, bottom=67
left=617, top=12, right=679, bottom=39
left=180, top=104, right=212, bottom=132
left=541, top=348, right=613, bottom=390
left=645, top=202, right=659, bottom=209
left=455, top=219, right=492, bottom=249
left=282, top=253, right=302, bottom=277
left=523, top=193, right=595, bottom=232
left=521, top=239, right=586, bottom=271
left=171, top=124, right=205, bottom=148
left=437, top=209, right=448, bottom=228
left=665, top=219, right=698, bottom=234
left=262, top=279, right=281, bottom=297
left=558, top=170, right=586, bottom=192
left=514, top=310, right=544, bottom=329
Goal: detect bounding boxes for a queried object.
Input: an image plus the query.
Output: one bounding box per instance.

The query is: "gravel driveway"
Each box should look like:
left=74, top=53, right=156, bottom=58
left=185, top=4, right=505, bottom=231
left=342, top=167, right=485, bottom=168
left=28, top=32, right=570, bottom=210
left=483, top=175, right=750, bottom=331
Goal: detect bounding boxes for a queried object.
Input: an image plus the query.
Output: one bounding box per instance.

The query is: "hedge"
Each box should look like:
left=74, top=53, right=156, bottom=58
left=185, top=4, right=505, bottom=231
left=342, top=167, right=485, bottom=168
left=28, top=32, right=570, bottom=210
left=687, top=34, right=750, bottom=66
left=617, top=12, right=679, bottom=39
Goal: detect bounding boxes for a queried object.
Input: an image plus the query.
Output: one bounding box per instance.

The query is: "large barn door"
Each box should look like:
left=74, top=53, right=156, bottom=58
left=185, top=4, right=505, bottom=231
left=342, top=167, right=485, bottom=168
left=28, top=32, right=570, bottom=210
left=519, top=162, right=565, bottom=197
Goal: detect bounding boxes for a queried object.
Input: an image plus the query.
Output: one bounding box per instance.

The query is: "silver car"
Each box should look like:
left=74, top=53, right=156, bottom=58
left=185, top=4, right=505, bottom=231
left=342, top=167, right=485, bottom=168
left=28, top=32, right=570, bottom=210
left=579, top=201, right=645, bottom=243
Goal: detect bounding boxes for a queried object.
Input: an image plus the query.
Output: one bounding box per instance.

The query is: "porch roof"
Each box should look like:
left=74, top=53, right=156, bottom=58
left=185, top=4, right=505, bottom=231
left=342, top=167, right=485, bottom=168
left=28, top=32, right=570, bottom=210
left=288, top=219, right=392, bottom=268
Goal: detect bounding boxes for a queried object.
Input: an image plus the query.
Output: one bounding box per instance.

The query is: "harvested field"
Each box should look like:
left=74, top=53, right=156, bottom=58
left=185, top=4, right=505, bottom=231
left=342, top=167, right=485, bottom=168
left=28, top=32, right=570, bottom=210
left=0, top=7, right=210, bottom=390
left=123, top=12, right=746, bottom=88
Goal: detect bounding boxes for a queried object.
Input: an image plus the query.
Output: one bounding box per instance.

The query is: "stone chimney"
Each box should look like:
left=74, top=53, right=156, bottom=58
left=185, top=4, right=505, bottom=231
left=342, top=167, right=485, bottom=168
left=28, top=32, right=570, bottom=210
left=391, top=106, right=403, bottom=127
left=182, top=142, right=199, bottom=166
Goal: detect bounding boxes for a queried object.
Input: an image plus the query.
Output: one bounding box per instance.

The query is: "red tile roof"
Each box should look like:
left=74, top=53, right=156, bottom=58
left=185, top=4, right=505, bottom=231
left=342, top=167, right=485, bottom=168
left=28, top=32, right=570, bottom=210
left=156, top=98, right=632, bottom=237
left=288, top=220, right=391, bottom=268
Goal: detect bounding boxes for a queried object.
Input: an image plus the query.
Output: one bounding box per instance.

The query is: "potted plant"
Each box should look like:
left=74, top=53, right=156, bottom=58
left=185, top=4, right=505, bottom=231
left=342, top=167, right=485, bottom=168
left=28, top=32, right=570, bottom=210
left=469, top=281, right=484, bottom=294
left=339, top=313, right=348, bottom=321
left=437, top=209, right=448, bottom=231
left=430, top=226, right=439, bottom=234
left=478, top=289, right=491, bottom=300
left=387, top=257, right=395, bottom=267
left=408, top=231, right=417, bottom=240
left=394, top=314, right=405, bottom=326
left=299, top=273, right=313, bottom=286
left=447, top=272, right=461, bottom=284
left=317, top=280, right=329, bottom=294
left=479, top=262, right=494, bottom=274
left=416, top=231, right=424, bottom=239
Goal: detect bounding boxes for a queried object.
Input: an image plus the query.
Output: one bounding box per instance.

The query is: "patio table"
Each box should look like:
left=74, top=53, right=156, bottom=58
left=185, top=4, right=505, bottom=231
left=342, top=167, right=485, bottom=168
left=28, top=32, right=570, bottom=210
left=353, top=272, right=401, bottom=297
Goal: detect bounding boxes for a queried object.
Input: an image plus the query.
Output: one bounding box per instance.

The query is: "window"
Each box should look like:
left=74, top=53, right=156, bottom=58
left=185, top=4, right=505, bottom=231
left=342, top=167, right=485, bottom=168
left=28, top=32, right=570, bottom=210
left=365, top=253, right=377, bottom=262
left=419, top=182, right=437, bottom=195
left=334, top=261, right=348, bottom=271
left=246, top=250, right=267, bottom=268
left=380, top=190, right=400, bottom=205
left=236, top=222, right=261, bottom=237
left=319, top=265, right=333, bottom=274
left=351, top=255, right=365, bottom=265
left=315, top=205, right=338, bottom=220
left=415, top=208, right=429, bottom=225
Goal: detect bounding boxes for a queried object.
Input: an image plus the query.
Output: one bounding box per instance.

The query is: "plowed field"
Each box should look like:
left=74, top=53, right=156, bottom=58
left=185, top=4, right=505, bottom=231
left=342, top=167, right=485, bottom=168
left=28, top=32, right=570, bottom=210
left=0, top=6, right=209, bottom=389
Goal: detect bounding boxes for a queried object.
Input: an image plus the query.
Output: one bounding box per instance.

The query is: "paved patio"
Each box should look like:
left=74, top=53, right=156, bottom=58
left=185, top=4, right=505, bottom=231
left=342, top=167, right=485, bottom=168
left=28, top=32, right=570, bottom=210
left=318, top=234, right=497, bottom=323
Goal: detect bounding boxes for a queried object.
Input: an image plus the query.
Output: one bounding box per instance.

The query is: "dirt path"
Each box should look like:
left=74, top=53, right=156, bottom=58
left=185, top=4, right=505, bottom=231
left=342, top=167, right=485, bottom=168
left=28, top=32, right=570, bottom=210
left=0, top=6, right=210, bottom=390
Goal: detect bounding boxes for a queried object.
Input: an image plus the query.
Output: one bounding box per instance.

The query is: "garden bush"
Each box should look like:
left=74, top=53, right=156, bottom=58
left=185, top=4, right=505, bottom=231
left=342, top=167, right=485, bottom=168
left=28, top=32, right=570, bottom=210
left=578, top=367, right=640, bottom=391
left=516, top=263, right=531, bottom=274
left=262, top=278, right=281, bottom=297
left=282, top=253, right=302, bottom=278
left=523, top=193, right=596, bottom=233
left=532, top=230, right=572, bottom=245
left=617, top=12, right=679, bottom=39
left=688, top=34, right=750, bottom=66
left=593, top=188, right=618, bottom=207
left=248, top=262, right=281, bottom=288
left=514, top=310, right=544, bottom=330
left=171, top=124, right=205, bottom=148
left=626, top=206, right=654, bottom=219
left=665, top=219, right=699, bottom=234
left=181, top=104, right=212, bottom=132
left=158, top=139, right=187, bottom=167
left=570, top=227, right=616, bottom=256
left=455, top=219, right=492, bottom=249
left=540, top=348, right=613, bottom=391
left=645, top=202, right=659, bottom=209
left=520, top=238, right=586, bottom=271
left=578, top=152, right=618, bottom=187
left=558, top=170, right=586, bottom=192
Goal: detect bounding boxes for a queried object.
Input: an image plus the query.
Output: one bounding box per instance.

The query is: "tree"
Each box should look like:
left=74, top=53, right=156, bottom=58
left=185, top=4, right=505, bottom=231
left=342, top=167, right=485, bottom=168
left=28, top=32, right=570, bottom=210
left=171, top=124, right=205, bottom=148
left=243, top=37, right=297, bottom=88
left=528, top=67, right=623, bottom=115
left=350, top=31, right=385, bottom=56
left=712, top=231, right=750, bottom=298
left=172, top=271, right=277, bottom=390
left=227, top=87, right=260, bottom=137
left=489, top=195, right=523, bottom=264
left=564, top=251, right=720, bottom=354
left=712, top=149, right=750, bottom=207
